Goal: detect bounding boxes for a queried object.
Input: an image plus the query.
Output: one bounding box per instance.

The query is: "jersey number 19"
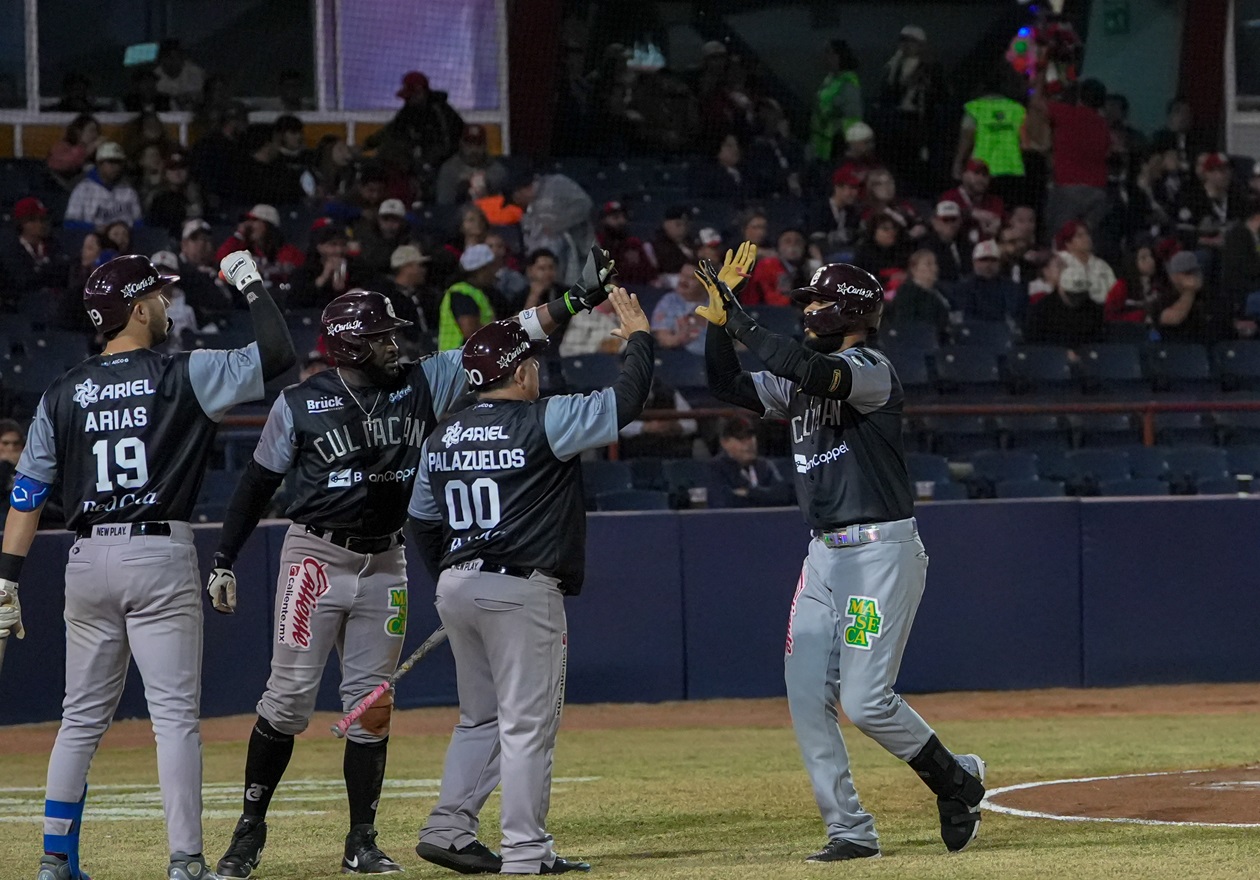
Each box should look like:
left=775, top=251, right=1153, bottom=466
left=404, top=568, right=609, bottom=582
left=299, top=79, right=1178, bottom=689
left=92, top=437, right=150, bottom=492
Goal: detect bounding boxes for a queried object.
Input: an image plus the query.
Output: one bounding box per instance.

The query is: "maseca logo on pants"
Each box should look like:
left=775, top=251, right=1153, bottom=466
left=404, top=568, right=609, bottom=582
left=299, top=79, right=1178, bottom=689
left=278, top=557, right=331, bottom=649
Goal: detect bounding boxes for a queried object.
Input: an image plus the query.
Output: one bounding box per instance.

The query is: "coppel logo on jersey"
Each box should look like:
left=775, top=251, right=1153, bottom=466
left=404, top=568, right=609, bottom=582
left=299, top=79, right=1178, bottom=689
left=328, top=468, right=363, bottom=488
left=795, top=442, right=850, bottom=473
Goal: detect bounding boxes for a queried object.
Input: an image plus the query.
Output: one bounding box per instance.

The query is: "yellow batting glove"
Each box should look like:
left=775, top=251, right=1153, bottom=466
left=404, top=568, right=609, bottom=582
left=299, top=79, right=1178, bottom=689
left=717, top=241, right=757, bottom=293
left=694, top=260, right=728, bottom=326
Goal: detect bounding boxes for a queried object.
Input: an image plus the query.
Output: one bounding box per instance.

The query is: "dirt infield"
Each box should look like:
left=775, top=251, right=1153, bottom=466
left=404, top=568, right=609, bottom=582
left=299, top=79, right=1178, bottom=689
left=2, top=681, right=1258, bottom=756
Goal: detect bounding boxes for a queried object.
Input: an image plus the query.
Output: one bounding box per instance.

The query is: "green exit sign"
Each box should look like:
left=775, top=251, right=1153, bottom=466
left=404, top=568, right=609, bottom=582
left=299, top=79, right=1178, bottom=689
left=1103, top=0, right=1131, bottom=36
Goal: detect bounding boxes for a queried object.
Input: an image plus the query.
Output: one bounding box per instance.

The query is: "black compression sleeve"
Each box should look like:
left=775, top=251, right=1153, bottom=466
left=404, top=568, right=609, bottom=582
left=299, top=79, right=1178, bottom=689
left=725, top=312, right=854, bottom=400
left=705, top=321, right=765, bottom=414
left=408, top=517, right=445, bottom=581
left=216, top=460, right=286, bottom=566
left=242, top=279, right=297, bottom=380
left=545, top=294, right=579, bottom=329
left=612, top=331, right=656, bottom=428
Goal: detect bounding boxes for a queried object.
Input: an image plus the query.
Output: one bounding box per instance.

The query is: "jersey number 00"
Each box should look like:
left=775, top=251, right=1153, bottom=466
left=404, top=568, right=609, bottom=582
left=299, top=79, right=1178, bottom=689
left=444, top=478, right=502, bottom=530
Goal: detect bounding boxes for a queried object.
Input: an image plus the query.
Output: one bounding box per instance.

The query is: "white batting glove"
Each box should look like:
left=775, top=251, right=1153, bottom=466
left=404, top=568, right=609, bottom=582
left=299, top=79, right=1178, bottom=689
left=207, top=566, right=237, bottom=614
left=220, top=251, right=262, bottom=292
left=0, top=579, right=24, bottom=639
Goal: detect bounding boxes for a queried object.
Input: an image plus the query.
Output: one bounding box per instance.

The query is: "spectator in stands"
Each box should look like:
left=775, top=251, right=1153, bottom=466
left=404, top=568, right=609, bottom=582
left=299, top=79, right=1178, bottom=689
left=559, top=298, right=623, bottom=357
left=475, top=169, right=533, bottom=227
left=132, top=143, right=169, bottom=207
left=651, top=262, right=708, bottom=355
left=518, top=170, right=596, bottom=286
left=273, top=115, right=310, bottom=182
left=886, top=248, right=950, bottom=334
left=53, top=72, right=95, bottom=113
left=708, top=417, right=793, bottom=509
left=0, top=198, right=66, bottom=307
left=123, top=68, right=170, bottom=113
left=876, top=24, right=948, bottom=195
left=175, top=219, right=232, bottom=325
left=953, top=76, right=1027, bottom=207
left=0, top=419, right=24, bottom=516
left=189, top=102, right=248, bottom=210
left=438, top=243, right=497, bottom=350
left=1104, top=93, right=1147, bottom=183
left=853, top=211, right=911, bottom=291
left=46, top=114, right=104, bottom=184
left=146, top=151, right=203, bottom=236
left=253, top=68, right=313, bottom=112
left=64, top=142, right=143, bottom=229
left=1054, top=220, right=1115, bottom=305
left=519, top=248, right=564, bottom=313
left=1176, top=152, right=1246, bottom=251
left=299, top=353, right=332, bottom=382
left=1024, top=257, right=1106, bottom=347
left=1105, top=145, right=1175, bottom=245
left=289, top=219, right=355, bottom=309
left=103, top=221, right=133, bottom=256
left=154, top=39, right=205, bottom=109
left=596, top=201, right=657, bottom=285
left=367, top=70, right=465, bottom=198
left=311, top=135, right=357, bottom=202
left=696, top=227, right=724, bottom=265
left=340, top=164, right=387, bottom=222
left=808, top=167, right=863, bottom=257
left=1147, top=131, right=1186, bottom=214
left=1152, top=96, right=1216, bottom=182
left=652, top=205, right=697, bottom=278
left=862, top=168, right=925, bottom=240
left=1105, top=240, right=1163, bottom=324
left=835, top=121, right=886, bottom=188
left=736, top=208, right=771, bottom=250
left=120, top=110, right=176, bottom=165
left=488, top=232, right=527, bottom=310
left=1032, top=77, right=1112, bottom=240
left=445, top=204, right=490, bottom=271
left=619, top=375, right=699, bottom=459
left=215, top=205, right=305, bottom=287
left=1153, top=250, right=1210, bottom=342
left=352, top=198, right=410, bottom=279
left=950, top=239, right=1025, bottom=325
left=941, top=158, right=1005, bottom=242
left=435, top=123, right=508, bottom=206
left=924, top=200, right=969, bottom=284
left=691, top=133, right=754, bottom=200
left=1221, top=197, right=1260, bottom=323
left=1008, top=205, right=1038, bottom=245
left=997, top=223, right=1038, bottom=288
left=233, top=123, right=305, bottom=207
left=193, top=74, right=235, bottom=136
left=809, top=38, right=862, bottom=163
left=748, top=97, right=804, bottom=198
left=58, top=231, right=108, bottom=330
left=380, top=245, right=438, bottom=359
left=744, top=228, right=809, bottom=306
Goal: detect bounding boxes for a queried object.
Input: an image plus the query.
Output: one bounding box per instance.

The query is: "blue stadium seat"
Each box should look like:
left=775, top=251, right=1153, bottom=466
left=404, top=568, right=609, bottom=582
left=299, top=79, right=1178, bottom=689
left=921, top=415, right=997, bottom=455
left=560, top=354, right=621, bottom=392
left=1065, top=449, right=1130, bottom=493
left=1006, top=345, right=1074, bottom=394
left=1114, top=445, right=1169, bottom=480
left=595, top=490, right=670, bottom=511
left=906, top=453, right=950, bottom=484
left=1077, top=344, right=1144, bottom=393
left=1098, top=478, right=1170, bottom=497
left=654, top=349, right=708, bottom=391
left=1104, top=321, right=1153, bottom=345
left=996, top=478, right=1065, bottom=498
left=1163, top=447, right=1230, bottom=489
left=1214, top=341, right=1260, bottom=391
left=628, top=457, right=665, bottom=490
left=953, top=321, right=1014, bottom=351
left=1071, top=413, right=1142, bottom=447
left=20, top=331, right=90, bottom=368
left=933, top=347, right=1001, bottom=393
left=747, top=306, right=802, bottom=339
left=1145, top=343, right=1213, bottom=392
left=926, top=481, right=968, bottom=500
left=581, top=461, right=633, bottom=504
left=881, top=344, right=930, bottom=390
left=662, top=458, right=710, bottom=495
left=1153, top=411, right=1215, bottom=446
left=995, top=414, right=1071, bottom=451
left=284, top=310, right=325, bottom=357
left=883, top=322, right=939, bottom=352
left=1194, top=476, right=1241, bottom=496
left=1212, top=411, right=1260, bottom=445
left=1226, top=445, right=1260, bottom=477
left=970, top=450, right=1039, bottom=487
left=1033, top=446, right=1070, bottom=481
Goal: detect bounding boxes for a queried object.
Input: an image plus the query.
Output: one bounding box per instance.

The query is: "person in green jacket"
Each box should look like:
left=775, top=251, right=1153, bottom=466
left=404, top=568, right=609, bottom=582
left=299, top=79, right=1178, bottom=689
left=810, top=39, right=863, bottom=163
left=953, top=79, right=1028, bottom=206
left=439, top=242, right=498, bottom=350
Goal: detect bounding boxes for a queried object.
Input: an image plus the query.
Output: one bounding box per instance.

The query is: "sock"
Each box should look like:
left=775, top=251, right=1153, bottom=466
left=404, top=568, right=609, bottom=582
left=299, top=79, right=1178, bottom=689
left=44, top=785, right=87, bottom=878
left=344, top=737, right=389, bottom=829
left=242, top=717, right=295, bottom=818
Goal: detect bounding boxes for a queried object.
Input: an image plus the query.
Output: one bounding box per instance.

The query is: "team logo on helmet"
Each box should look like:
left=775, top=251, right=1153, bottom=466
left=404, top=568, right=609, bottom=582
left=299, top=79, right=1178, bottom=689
left=497, top=340, right=531, bottom=369
left=811, top=265, right=826, bottom=286
left=442, top=421, right=464, bottom=448
left=327, top=319, right=364, bottom=334
left=73, top=378, right=100, bottom=409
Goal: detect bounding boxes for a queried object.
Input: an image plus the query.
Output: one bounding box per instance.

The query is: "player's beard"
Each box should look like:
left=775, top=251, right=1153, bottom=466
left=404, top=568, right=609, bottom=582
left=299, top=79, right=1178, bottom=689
left=361, top=358, right=405, bottom=389
left=150, top=317, right=172, bottom=347
left=803, top=333, right=844, bottom=353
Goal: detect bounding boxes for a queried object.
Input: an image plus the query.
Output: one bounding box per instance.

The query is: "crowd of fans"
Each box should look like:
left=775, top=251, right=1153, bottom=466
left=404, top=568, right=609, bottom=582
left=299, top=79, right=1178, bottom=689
left=2, top=25, right=1258, bottom=508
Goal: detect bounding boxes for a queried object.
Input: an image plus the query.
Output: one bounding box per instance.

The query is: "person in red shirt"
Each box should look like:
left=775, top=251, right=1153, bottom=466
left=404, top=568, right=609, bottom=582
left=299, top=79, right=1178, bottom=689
left=833, top=121, right=887, bottom=192
left=743, top=228, right=810, bottom=306
left=1104, top=240, right=1164, bottom=324
left=215, top=204, right=305, bottom=287
left=596, top=200, right=658, bottom=285
left=940, top=158, right=1006, bottom=243
left=1031, top=77, right=1111, bottom=244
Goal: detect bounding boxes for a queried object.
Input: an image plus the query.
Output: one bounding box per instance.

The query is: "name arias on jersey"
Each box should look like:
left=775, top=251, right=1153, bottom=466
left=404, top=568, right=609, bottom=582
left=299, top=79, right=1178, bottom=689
left=74, top=377, right=155, bottom=432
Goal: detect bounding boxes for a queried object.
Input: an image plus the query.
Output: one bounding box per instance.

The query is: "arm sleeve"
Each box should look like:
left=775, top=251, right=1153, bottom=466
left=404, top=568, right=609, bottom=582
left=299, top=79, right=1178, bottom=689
left=240, top=278, right=297, bottom=380
left=544, top=331, right=655, bottom=458
left=252, top=395, right=300, bottom=473
left=612, top=332, right=655, bottom=428
left=188, top=344, right=266, bottom=422
left=419, top=348, right=469, bottom=417
left=704, top=319, right=767, bottom=415
left=408, top=516, right=446, bottom=581
left=15, top=398, right=57, bottom=483
left=215, top=460, right=286, bottom=566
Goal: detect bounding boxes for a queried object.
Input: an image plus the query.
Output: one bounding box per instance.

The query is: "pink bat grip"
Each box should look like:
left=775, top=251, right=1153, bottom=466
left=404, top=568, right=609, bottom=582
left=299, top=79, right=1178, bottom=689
left=331, top=680, right=390, bottom=738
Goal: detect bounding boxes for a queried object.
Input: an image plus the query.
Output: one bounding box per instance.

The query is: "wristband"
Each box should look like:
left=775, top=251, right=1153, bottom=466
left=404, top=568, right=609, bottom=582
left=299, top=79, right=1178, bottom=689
left=519, top=307, right=546, bottom=340
left=0, top=552, right=24, bottom=582
left=563, top=291, right=578, bottom=314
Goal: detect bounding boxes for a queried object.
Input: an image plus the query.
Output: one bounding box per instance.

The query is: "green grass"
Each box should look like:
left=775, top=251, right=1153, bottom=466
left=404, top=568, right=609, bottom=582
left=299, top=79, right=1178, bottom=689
left=2, top=713, right=1259, bottom=879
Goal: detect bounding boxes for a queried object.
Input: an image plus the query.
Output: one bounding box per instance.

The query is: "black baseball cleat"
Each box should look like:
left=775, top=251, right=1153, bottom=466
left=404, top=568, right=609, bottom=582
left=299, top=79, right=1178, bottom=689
left=217, top=816, right=267, bottom=878
left=415, top=839, right=502, bottom=874
left=342, top=824, right=403, bottom=874
left=938, top=753, right=986, bottom=853
left=538, top=856, right=591, bottom=874
left=804, top=839, right=881, bottom=863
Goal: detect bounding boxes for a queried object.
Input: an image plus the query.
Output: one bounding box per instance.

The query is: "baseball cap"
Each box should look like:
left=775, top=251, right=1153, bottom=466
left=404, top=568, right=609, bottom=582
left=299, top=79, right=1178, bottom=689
left=1054, top=219, right=1085, bottom=251
left=601, top=200, right=626, bottom=218
left=698, top=227, right=722, bottom=247
left=378, top=198, right=407, bottom=219
left=900, top=25, right=927, bottom=42
left=181, top=218, right=212, bottom=240
left=664, top=204, right=692, bottom=221
left=1198, top=152, right=1230, bottom=173
left=1167, top=250, right=1202, bottom=275
left=14, top=197, right=47, bottom=223
left=150, top=250, right=180, bottom=272
left=965, top=157, right=991, bottom=175
left=701, top=40, right=728, bottom=58
left=460, top=243, right=495, bottom=272
left=309, top=217, right=346, bottom=245
left=246, top=204, right=281, bottom=227
left=396, top=70, right=430, bottom=99
left=832, top=167, right=862, bottom=188
left=390, top=244, right=430, bottom=269
left=972, top=239, right=1000, bottom=261
left=935, top=200, right=962, bottom=219
left=461, top=124, right=487, bottom=146
left=96, top=141, right=126, bottom=162
left=844, top=121, right=874, bottom=143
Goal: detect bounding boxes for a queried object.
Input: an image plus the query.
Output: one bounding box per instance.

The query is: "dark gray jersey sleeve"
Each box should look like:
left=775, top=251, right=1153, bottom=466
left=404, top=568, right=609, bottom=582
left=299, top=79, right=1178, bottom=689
left=543, top=389, right=619, bottom=461
left=407, top=442, right=442, bottom=521
left=188, top=343, right=266, bottom=422
left=839, top=349, right=894, bottom=413
left=419, top=348, right=468, bottom=417
left=15, top=397, right=57, bottom=484
left=252, top=394, right=298, bottom=473
left=751, top=372, right=794, bottom=420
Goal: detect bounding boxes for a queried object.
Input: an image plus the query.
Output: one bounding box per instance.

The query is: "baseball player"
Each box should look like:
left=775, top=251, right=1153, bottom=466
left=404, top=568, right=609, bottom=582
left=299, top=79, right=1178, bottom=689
left=209, top=252, right=618, bottom=877
left=0, top=251, right=295, bottom=880
left=407, top=288, right=654, bottom=876
left=693, top=247, right=986, bottom=862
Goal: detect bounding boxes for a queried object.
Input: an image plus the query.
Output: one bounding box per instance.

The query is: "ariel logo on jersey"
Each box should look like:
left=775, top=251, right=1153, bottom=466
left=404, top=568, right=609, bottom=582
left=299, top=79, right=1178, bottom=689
left=441, top=421, right=464, bottom=448
left=73, top=378, right=100, bottom=408
left=843, top=596, right=883, bottom=650
left=73, top=377, right=156, bottom=410
left=307, top=395, right=345, bottom=412
left=278, top=556, right=332, bottom=650
left=384, top=588, right=407, bottom=636
left=440, top=422, right=511, bottom=448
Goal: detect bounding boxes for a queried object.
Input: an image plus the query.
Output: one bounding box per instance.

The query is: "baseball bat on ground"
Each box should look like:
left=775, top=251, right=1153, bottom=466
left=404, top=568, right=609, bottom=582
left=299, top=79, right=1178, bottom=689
left=331, top=625, right=448, bottom=738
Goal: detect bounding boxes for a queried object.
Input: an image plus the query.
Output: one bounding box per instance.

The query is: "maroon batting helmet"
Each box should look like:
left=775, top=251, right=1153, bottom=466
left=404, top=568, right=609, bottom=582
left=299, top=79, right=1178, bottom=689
left=83, top=254, right=178, bottom=336
left=789, top=263, right=884, bottom=337
left=321, top=289, right=413, bottom=365
left=462, top=320, right=546, bottom=388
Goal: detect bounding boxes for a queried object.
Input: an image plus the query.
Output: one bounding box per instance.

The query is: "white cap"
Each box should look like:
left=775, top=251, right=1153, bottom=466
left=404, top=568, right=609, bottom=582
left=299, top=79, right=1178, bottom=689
left=698, top=227, right=722, bottom=246
left=247, top=204, right=281, bottom=227
left=900, top=25, right=927, bottom=42
left=150, top=250, right=180, bottom=271
left=972, top=239, right=1000, bottom=261
left=460, top=243, right=495, bottom=272
left=935, top=200, right=962, bottom=219
left=181, top=218, right=212, bottom=239
left=378, top=198, right=407, bottom=218
left=391, top=244, right=430, bottom=269
left=844, top=121, right=874, bottom=143
left=95, top=141, right=126, bottom=162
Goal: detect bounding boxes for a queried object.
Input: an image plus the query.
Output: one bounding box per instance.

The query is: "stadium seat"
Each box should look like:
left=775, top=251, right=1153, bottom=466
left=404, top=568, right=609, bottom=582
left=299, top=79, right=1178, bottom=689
left=1226, top=445, right=1260, bottom=477
left=662, top=459, right=711, bottom=500
left=1098, top=478, right=1170, bottom=497
left=20, top=331, right=90, bottom=368
left=996, top=478, right=1065, bottom=498
left=953, top=320, right=1014, bottom=351
left=1064, top=449, right=1130, bottom=493
left=925, top=481, right=968, bottom=500
left=1033, top=446, right=1070, bottom=481
left=1212, top=411, right=1260, bottom=445
left=1163, top=446, right=1229, bottom=481
left=1115, top=445, right=1169, bottom=480
left=933, top=347, right=1001, bottom=393
left=1077, top=344, right=1144, bottom=394
left=654, top=349, right=708, bottom=391
left=284, top=310, right=325, bottom=356
left=882, top=322, right=939, bottom=352
left=1194, top=476, right=1241, bottom=496
left=1145, top=343, right=1213, bottom=392
left=881, top=344, right=930, bottom=391
left=628, top=458, right=665, bottom=490
left=995, top=414, right=1071, bottom=451
left=1213, top=341, right=1260, bottom=391
left=194, top=469, right=239, bottom=524
left=581, top=461, right=633, bottom=505
left=561, top=354, right=622, bottom=393
left=747, top=306, right=802, bottom=338
left=1153, top=412, right=1215, bottom=446
left=1104, top=321, right=1153, bottom=345
left=594, top=490, right=670, bottom=511
left=970, top=451, right=1039, bottom=489
left=906, top=453, right=950, bottom=484
left=1071, top=413, right=1142, bottom=447
left=1006, top=345, right=1074, bottom=394
left=920, top=415, right=997, bottom=455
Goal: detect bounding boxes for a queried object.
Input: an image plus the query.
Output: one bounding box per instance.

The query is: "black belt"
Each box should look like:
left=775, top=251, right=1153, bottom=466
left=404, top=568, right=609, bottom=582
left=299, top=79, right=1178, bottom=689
left=76, top=521, right=172, bottom=539
left=478, top=563, right=538, bottom=579
left=304, top=525, right=402, bottom=555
